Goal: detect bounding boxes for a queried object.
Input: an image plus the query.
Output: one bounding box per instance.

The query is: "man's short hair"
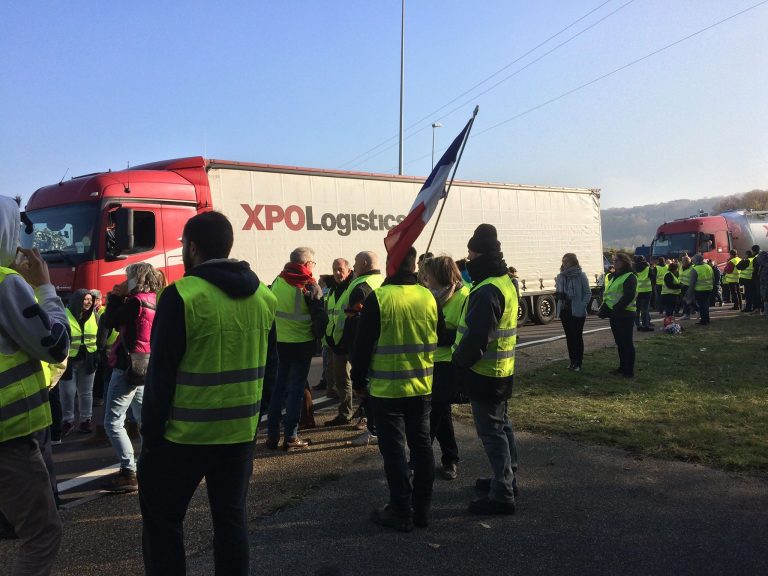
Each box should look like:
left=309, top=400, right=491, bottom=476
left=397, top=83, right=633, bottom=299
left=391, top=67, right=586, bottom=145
left=290, top=247, right=315, bottom=264
left=183, top=211, right=234, bottom=260
left=398, top=247, right=418, bottom=274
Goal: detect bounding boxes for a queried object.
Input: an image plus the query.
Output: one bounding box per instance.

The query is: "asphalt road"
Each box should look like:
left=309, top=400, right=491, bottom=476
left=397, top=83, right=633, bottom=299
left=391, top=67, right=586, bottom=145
left=51, top=306, right=740, bottom=508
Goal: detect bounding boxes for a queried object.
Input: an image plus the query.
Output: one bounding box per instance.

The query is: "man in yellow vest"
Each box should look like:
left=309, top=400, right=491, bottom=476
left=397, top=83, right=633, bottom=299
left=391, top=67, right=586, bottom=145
left=737, top=249, right=756, bottom=312
left=138, top=211, right=278, bottom=576
left=319, top=258, right=353, bottom=398
left=325, top=251, right=383, bottom=428
left=723, top=249, right=741, bottom=310
left=453, top=224, right=519, bottom=515
left=266, top=247, right=326, bottom=451
left=687, top=254, right=714, bottom=325
left=0, top=195, right=70, bottom=575
left=633, top=255, right=654, bottom=331
left=351, top=247, right=445, bottom=531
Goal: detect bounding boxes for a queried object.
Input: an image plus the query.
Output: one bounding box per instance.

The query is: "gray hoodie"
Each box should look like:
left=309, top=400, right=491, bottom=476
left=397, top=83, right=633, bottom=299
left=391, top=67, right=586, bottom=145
left=0, top=196, right=69, bottom=365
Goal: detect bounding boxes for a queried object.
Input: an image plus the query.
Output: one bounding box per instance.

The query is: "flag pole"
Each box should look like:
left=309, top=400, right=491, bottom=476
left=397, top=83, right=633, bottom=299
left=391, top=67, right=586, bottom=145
left=424, top=105, right=479, bottom=255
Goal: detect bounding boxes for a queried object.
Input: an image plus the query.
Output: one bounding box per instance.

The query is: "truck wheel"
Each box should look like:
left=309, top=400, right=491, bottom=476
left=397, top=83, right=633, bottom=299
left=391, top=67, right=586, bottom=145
left=533, top=295, right=556, bottom=324
left=517, top=298, right=529, bottom=325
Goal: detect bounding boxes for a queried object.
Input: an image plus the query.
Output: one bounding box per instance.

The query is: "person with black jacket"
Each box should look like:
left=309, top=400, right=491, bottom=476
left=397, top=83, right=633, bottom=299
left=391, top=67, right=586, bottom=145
left=138, top=212, right=278, bottom=576
left=453, top=224, right=519, bottom=515
left=321, top=259, right=354, bottom=399
left=599, top=252, right=638, bottom=378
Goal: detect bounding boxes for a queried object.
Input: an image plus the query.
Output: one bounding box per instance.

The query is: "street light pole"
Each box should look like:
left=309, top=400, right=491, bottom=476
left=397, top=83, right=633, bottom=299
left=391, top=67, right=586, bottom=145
left=399, top=0, right=405, bottom=175
left=431, top=122, right=442, bottom=170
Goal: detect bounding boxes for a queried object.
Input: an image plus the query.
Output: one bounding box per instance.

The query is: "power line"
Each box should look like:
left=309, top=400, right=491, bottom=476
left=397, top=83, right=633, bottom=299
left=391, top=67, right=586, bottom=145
left=337, top=0, right=623, bottom=170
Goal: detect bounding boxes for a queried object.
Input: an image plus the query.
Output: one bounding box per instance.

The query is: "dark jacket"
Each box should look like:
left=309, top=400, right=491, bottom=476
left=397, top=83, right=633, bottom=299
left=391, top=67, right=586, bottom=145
left=103, top=293, right=141, bottom=370
left=141, top=260, right=278, bottom=450
left=451, top=252, right=516, bottom=403
left=339, top=269, right=382, bottom=353
left=350, top=270, right=447, bottom=391
left=664, top=271, right=681, bottom=290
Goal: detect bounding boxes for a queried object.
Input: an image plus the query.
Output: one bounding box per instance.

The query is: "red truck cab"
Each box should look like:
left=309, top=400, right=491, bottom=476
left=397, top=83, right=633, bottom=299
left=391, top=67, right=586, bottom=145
left=22, top=157, right=210, bottom=301
left=651, top=214, right=734, bottom=269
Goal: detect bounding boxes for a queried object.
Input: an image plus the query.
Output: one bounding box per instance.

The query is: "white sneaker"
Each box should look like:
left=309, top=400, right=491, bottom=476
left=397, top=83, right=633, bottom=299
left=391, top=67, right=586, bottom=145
left=351, top=431, right=378, bottom=446
left=355, top=417, right=368, bottom=431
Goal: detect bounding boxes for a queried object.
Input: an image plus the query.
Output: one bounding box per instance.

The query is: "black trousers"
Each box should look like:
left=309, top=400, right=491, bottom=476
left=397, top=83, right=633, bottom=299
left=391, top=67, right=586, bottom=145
left=559, top=308, right=586, bottom=367
left=727, top=283, right=741, bottom=309
left=138, top=440, right=254, bottom=576
left=372, top=395, right=434, bottom=514
left=609, top=316, right=635, bottom=377
left=741, top=279, right=755, bottom=311
left=429, top=401, right=459, bottom=466
left=662, top=294, right=678, bottom=317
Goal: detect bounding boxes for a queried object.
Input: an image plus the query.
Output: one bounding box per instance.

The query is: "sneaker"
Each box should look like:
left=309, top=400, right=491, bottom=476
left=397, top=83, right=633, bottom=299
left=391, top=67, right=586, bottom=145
left=475, top=477, right=519, bottom=498
left=101, top=469, right=138, bottom=493
left=468, top=496, right=515, bottom=515
left=571, top=365, right=581, bottom=372
left=370, top=505, right=413, bottom=532
left=440, top=462, right=458, bottom=480
left=61, top=421, right=74, bottom=437
left=78, top=419, right=93, bottom=434
left=283, top=437, right=311, bottom=451
left=324, top=415, right=352, bottom=427
left=50, top=438, right=62, bottom=446
left=355, top=417, right=368, bottom=430
left=351, top=431, right=378, bottom=446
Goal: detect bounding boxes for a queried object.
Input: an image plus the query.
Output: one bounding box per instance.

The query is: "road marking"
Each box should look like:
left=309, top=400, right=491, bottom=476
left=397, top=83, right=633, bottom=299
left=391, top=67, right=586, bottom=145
left=517, top=327, right=611, bottom=349
left=57, top=463, right=119, bottom=492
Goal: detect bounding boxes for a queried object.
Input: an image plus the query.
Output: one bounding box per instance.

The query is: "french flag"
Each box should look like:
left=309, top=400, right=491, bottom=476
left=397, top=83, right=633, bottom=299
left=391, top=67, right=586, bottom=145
left=384, top=118, right=472, bottom=276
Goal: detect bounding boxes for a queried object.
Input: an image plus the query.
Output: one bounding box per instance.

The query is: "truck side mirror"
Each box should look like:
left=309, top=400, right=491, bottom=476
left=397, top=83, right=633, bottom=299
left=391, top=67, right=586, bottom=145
left=113, top=207, right=135, bottom=256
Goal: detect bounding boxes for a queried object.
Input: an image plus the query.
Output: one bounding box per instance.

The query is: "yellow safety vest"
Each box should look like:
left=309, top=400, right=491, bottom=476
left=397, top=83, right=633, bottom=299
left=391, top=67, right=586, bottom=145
left=434, top=285, right=470, bottom=364
left=0, top=267, right=52, bottom=442
left=368, top=284, right=437, bottom=399
left=655, top=264, right=668, bottom=286
left=725, top=257, right=741, bottom=283
left=604, top=272, right=637, bottom=312
left=271, top=276, right=313, bottom=343
left=740, top=257, right=754, bottom=281
left=164, top=277, right=277, bottom=445
left=66, top=308, right=98, bottom=357
left=660, top=271, right=680, bottom=295
left=679, top=266, right=692, bottom=287
left=693, top=264, right=714, bottom=292
left=330, top=273, right=384, bottom=344
left=635, top=267, right=652, bottom=293
left=454, top=275, right=518, bottom=378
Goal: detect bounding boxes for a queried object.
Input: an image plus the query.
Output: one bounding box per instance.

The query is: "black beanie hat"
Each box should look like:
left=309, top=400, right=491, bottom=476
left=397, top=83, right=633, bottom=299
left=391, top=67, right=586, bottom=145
left=467, top=223, right=501, bottom=254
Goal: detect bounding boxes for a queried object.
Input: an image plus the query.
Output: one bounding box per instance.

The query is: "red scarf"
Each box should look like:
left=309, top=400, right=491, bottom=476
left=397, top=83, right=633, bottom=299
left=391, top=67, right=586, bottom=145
left=279, top=262, right=315, bottom=290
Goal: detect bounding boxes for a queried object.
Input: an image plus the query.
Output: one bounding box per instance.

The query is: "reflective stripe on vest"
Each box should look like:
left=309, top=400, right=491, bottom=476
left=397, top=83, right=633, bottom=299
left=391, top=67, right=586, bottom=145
left=368, top=285, right=437, bottom=399
left=679, top=267, right=692, bottom=287
left=660, top=271, right=681, bottom=295
left=740, top=257, right=754, bottom=281
left=271, top=276, right=313, bottom=343
left=331, top=273, right=384, bottom=344
left=693, top=264, right=713, bottom=292
left=164, top=276, right=277, bottom=445
left=0, top=267, right=52, bottom=442
left=635, top=267, right=652, bottom=293
left=66, top=308, right=98, bottom=356
left=604, top=272, right=637, bottom=312
left=725, top=257, right=740, bottom=283
left=434, top=285, right=469, bottom=364
left=454, top=275, right=518, bottom=378
left=655, top=265, right=668, bottom=285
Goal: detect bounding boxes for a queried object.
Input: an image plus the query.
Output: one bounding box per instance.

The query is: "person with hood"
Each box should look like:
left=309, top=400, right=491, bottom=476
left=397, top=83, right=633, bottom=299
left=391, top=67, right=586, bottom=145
left=687, top=254, right=713, bottom=326
left=633, top=255, right=654, bottom=331
left=59, top=288, right=98, bottom=435
left=555, top=253, right=591, bottom=371
left=598, top=253, right=637, bottom=378
left=138, top=211, right=278, bottom=576
left=265, top=247, right=327, bottom=451
left=660, top=262, right=682, bottom=318
left=351, top=247, right=446, bottom=531
left=0, top=195, right=69, bottom=575
left=101, top=262, right=163, bottom=492
left=420, top=255, right=469, bottom=480
left=453, top=224, right=519, bottom=515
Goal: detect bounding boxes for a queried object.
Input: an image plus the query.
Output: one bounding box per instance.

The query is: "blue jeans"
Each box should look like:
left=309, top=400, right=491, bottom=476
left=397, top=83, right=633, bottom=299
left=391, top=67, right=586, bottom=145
left=635, top=292, right=652, bottom=328
left=372, top=395, right=434, bottom=514
left=267, top=344, right=314, bottom=441
left=104, top=369, right=143, bottom=472
left=470, top=399, right=518, bottom=504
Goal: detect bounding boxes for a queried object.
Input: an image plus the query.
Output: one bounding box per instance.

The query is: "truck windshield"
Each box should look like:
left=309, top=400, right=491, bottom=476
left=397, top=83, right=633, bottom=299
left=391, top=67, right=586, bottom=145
left=21, top=203, right=99, bottom=263
left=651, top=232, right=696, bottom=258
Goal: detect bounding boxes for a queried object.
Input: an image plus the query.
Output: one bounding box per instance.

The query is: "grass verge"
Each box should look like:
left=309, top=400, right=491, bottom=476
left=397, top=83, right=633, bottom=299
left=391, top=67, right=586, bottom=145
left=507, top=315, right=768, bottom=475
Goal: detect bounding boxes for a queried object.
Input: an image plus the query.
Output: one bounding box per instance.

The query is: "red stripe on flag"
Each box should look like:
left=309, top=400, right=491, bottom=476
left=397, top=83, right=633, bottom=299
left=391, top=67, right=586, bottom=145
left=384, top=203, right=427, bottom=276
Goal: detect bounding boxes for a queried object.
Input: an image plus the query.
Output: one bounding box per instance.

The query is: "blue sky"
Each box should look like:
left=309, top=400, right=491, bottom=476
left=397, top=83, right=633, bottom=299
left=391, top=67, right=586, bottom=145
left=1, top=0, right=766, bottom=209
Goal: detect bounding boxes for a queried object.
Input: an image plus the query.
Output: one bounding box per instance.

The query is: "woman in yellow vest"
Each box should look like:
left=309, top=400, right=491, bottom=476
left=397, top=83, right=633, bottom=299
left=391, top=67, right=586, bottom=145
left=420, top=255, right=469, bottom=481
left=59, top=289, right=99, bottom=435
left=678, top=255, right=696, bottom=319
left=598, top=253, right=637, bottom=378
left=660, top=262, right=681, bottom=318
